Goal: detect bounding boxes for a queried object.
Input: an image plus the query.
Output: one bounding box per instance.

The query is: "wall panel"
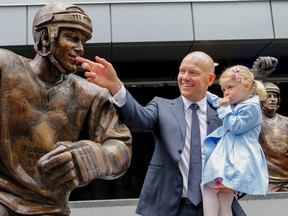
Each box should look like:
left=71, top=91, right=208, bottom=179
left=111, top=3, right=194, bottom=42
left=271, top=1, right=288, bottom=39
left=192, top=1, right=273, bottom=40
left=0, top=6, right=26, bottom=45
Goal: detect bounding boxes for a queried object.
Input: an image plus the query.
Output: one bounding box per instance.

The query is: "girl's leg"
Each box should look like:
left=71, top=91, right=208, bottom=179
left=218, top=191, right=234, bottom=216
left=203, top=185, right=219, bottom=216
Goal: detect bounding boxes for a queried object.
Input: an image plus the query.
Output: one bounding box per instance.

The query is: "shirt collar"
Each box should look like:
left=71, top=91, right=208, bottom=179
left=181, top=96, right=207, bottom=113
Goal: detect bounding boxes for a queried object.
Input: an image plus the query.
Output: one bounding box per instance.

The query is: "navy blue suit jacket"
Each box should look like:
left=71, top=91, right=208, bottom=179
left=118, top=91, right=246, bottom=216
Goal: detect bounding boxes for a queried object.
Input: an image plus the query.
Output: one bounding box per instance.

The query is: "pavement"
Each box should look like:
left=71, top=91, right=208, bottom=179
left=69, top=192, right=288, bottom=216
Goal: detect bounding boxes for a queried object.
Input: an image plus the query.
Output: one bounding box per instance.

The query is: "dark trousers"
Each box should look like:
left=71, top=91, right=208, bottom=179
left=177, top=198, right=203, bottom=216
left=177, top=197, right=246, bottom=216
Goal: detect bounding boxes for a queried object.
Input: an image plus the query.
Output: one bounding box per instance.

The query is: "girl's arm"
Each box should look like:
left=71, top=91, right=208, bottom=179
left=206, top=91, right=229, bottom=108
left=206, top=91, right=220, bottom=108
left=219, top=102, right=261, bottom=135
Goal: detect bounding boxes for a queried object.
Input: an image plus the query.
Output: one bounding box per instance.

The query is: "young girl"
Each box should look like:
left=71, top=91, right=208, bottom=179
left=201, top=65, right=269, bottom=216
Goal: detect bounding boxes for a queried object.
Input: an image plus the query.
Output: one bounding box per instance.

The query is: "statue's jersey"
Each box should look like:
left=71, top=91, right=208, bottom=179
left=259, top=113, right=288, bottom=190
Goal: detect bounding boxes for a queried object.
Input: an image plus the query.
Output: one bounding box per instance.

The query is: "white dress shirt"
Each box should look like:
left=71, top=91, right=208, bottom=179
left=110, top=84, right=127, bottom=107
left=179, top=96, right=207, bottom=197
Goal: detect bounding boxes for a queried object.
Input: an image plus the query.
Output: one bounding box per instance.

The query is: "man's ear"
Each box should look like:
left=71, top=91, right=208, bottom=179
left=207, top=73, right=216, bottom=87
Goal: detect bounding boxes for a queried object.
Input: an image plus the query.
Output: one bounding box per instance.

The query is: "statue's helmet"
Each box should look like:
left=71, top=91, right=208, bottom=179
left=33, top=1, right=92, bottom=52
left=263, top=82, right=280, bottom=95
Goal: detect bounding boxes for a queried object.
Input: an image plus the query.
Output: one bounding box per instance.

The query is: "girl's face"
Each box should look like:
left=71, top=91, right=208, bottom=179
left=220, top=77, right=250, bottom=105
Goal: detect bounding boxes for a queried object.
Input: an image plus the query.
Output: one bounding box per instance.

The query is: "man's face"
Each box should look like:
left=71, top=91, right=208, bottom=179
left=177, top=56, right=215, bottom=102
left=54, top=28, right=86, bottom=74
left=262, top=91, right=279, bottom=111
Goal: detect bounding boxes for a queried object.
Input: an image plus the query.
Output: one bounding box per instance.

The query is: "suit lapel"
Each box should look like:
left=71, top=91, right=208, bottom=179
left=206, top=101, right=221, bottom=135
left=170, top=96, right=186, bottom=141
left=170, top=98, right=221, bottom=141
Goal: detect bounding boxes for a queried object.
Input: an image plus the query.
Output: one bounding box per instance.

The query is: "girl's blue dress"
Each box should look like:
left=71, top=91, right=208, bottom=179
left=201, top=92, right=269, bottom=195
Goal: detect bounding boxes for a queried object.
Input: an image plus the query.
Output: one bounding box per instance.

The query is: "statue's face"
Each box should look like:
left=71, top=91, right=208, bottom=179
left=53, top=28, right=86, bottom=74
left=262, top=92, right=279, bottom=111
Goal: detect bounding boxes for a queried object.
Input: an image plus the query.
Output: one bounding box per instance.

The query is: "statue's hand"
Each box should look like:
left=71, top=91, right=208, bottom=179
left=252, top=56, right=278, bottom=73
left=251, top=56, right=278, bottom=81
left=38, top=141, right=99, bottom=191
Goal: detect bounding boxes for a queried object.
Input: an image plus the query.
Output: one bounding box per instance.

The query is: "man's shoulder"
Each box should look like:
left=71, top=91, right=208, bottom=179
left=155, top=96, right=181, bottom=102
left=152, top=96, right=181, bottom=106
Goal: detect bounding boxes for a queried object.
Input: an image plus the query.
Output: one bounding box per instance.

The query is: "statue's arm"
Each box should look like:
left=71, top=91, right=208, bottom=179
left=83, top=93, right=133, bottom=180
left=37, top=92, right=132, bottom=191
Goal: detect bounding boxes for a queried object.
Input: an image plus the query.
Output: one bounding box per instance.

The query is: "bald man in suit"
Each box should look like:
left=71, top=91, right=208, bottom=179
left=76, top=51, right=246, bottom=216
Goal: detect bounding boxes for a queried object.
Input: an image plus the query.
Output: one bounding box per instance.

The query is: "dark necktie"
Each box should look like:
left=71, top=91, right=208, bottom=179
left=187, top=103, right=202, bottom=205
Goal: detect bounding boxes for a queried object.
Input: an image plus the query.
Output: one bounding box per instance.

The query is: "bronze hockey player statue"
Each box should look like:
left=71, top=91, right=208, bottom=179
left=251, top=56, right=288, bottom=192
left=0, top=2, right=132, bottom=215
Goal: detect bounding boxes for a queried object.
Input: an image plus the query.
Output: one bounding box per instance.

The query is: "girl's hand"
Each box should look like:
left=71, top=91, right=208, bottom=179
left=219, top=96, right=230, bottom=106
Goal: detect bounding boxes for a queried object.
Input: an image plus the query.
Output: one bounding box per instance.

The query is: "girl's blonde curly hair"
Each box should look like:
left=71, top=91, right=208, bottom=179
left=220, top=65, right=267, bottom=100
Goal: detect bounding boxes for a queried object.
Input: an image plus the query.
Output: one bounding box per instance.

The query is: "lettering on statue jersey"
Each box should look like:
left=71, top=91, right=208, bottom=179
left=14, top=122, right=56, bottom=173
left=23, top=145, right=49, bottom=166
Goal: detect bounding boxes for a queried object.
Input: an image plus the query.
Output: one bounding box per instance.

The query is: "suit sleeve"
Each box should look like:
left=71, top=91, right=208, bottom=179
left=117, top=90, right=158, bottom=132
